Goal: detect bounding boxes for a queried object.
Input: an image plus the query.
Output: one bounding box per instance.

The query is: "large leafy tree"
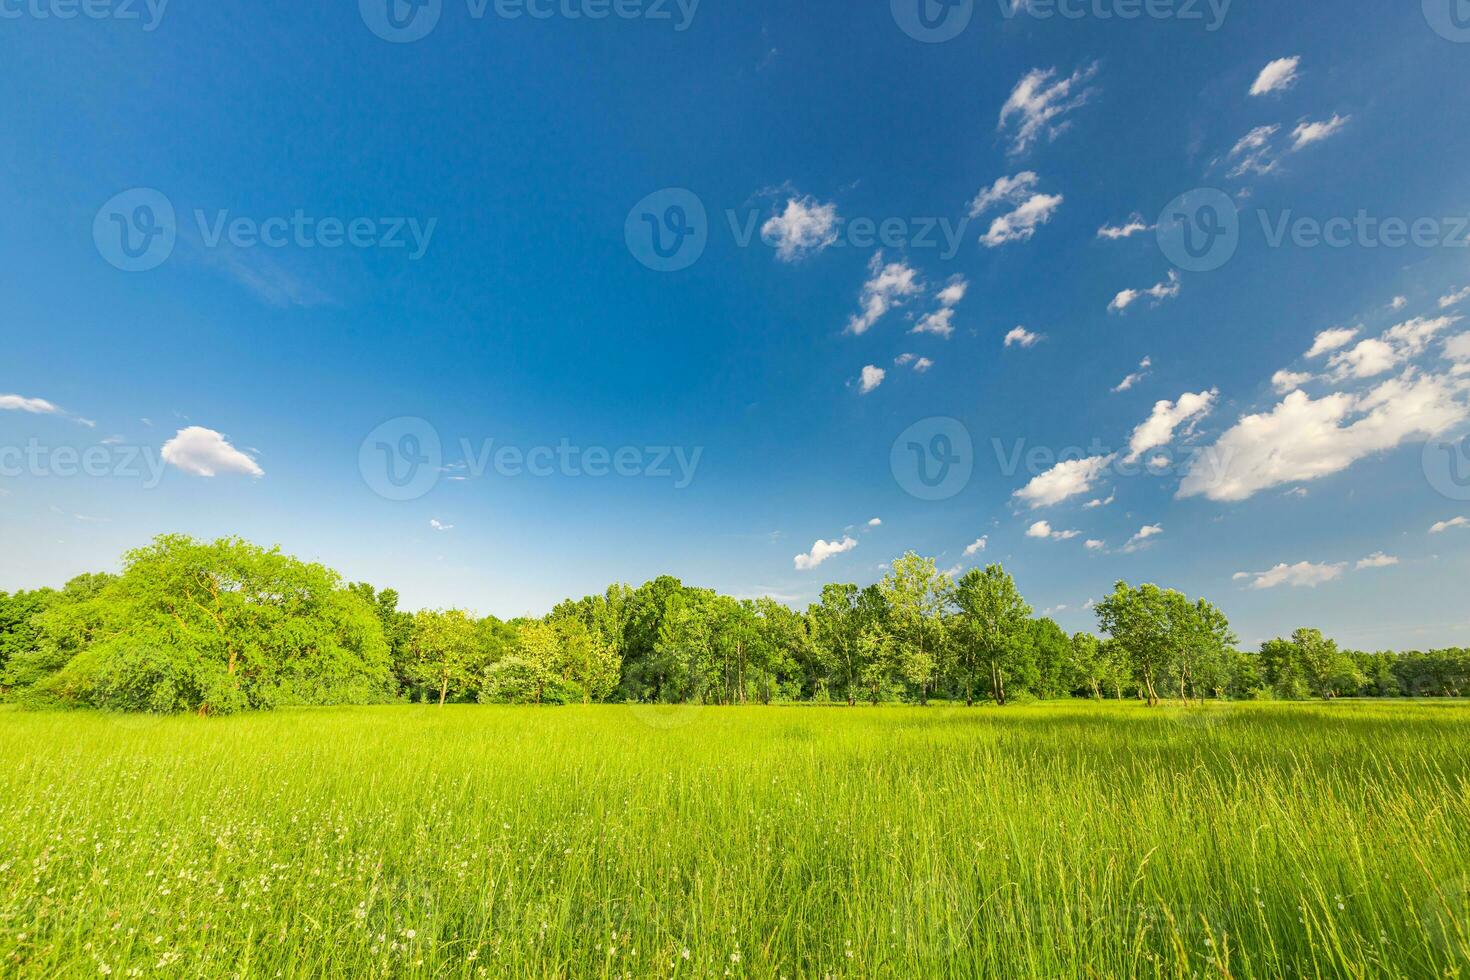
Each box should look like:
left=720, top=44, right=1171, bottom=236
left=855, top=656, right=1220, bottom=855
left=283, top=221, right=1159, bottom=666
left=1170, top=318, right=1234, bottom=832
left=1095, top=582, right=1172, bottom=706
left=409, top=608, right=483, bottom=705
left=951, top=564, right=1032, bottom=706
left=879, top=553, right=953, bottom=705
left=20, top=536, right=390, bottom=714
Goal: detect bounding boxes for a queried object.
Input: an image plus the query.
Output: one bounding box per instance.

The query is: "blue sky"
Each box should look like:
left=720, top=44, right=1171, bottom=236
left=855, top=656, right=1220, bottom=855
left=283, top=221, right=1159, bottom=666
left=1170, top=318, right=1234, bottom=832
left=3, top=0, right=1470, bottom=649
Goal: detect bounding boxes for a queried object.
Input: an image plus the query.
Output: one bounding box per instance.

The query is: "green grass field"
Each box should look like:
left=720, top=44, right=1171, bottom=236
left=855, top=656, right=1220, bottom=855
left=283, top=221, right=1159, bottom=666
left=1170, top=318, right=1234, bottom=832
left=2, top=702, right=1468, bottom=978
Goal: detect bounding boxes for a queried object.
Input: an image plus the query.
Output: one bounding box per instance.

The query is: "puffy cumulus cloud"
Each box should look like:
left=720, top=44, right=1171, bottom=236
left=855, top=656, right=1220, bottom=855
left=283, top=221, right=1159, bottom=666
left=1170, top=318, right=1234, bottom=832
left=1356, top=552, right=1399, bottom=569
left=969, top=172, right=1063, bottom=247
left=1431, top=516, right=1469, bottom=534
left=935, top=277, right=969, bottom=307
left=1004, top=326, right=1043, bottom=348
left=761, top=195, right=840, bottom=262
left=1125, top=389, right=1217, bottom=463
left=1306, top=326, right=1359, bottom=358
left=912, top=308, right=956, bottom=338
left=913, top=276, right=969, bottom=337
left=794, top=536, right=857, bottom=571
left=1272, top=370, right=1313, bottom=393
left=857, top=365, right=886, bottom=394
left=1108, top=270, right=1181, bottom=314
left=963, top=536, right=988, bottom=556
left=161, top=426, right=264, bottom=478
left=894, top=353, right=934, bottom=373
left=1291, top=114, right=1351, bottom=150
left=1179, top=370, right=1470, bottom=502
left=1026, top=520, right=1080, bottom=541
left=998, top=63, right=1099, bottom=156
left=1328, top=316, right=1459, bottom=380
left=1234, top=560, right=1347, bottom=590
left=1250, top=56, right=1301, bottom=96
left=1013, top=454, right=1115, bottom=509
left=845, top=253, right=922, bottom=335
left=1085, top=539, right=1106, bottom=551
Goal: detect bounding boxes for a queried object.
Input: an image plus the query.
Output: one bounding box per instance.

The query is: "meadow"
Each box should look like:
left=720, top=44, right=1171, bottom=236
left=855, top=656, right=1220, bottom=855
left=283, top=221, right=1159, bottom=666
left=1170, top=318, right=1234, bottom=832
left=1, top=701, right=1467, bottom=979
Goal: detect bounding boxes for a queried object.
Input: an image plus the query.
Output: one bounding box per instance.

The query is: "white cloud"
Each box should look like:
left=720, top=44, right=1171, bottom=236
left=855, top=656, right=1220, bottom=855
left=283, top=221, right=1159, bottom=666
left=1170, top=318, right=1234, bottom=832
left=969, top=172, right=1039, bottom=215
left=1272, top=370, right=1313, bottom=393
left=1125, top=389, right=1217, bottom=463
left=794, top=536, right=857, bottom=570
left=1004, top=326, right=1043, bottom=348
left=846, top=253, right=922, bottom=335
left=1356, top=552, right=1399, bottom=569
left=857, top=365, right=886, bottom=394
left=430, top=519, right=455, bottom=532
left=1439, top=286, right=1470, bottom=310
left=998, top=64, right=1098, bottom=156
left=761, top=195, right=841, bottom=262
left=1097, top=215, right=1153, bottom=240
left=1084, top=491, right=1115, bottom=509
left=1109, top=270, right=1181, bottom=313
left=1431, top=516, right=1469, bottom=534
left=1112, top=357, right=1152, bottom=393
left=1329, top=339, right=1397, bottom=379
left=1250, top=56, right=1301, bottom=96
left=912, top=308, right=955, bottom=338
left=1085, top=539, right=1106, bottom=551
left=867, top=518, right=882, bottom=527
left=1014, top=454, right=1115, bottom=508
left=979, top=193, right=1064, bottom=248
left=1306, top=327, right=1359, bottom=358
left=936, top=278, right=969, bottom=307
left=964, top=536, right=988, bottom=556
left=1238, top=560, right=1347, bottom=590
left=1445, top=333, right=1470, bottom=364
left=1180, top=370, right=1470, bottom=502
left=1124, top=524, right=1163, bottom=551
left=912, top=276, right=969, bottom=337
left=894, top=353, right=934, bottom=372
left=160, top=426, right=264, bottom=478
left=1291, top=114, right=1351, bottom=150
left=1227, top=125, right=1281, bottom=178
left=1390, top=296, right=1408, bottom=311
left=1026, top=520, right=1080, bottom=541
left=969, top=173, right=1063, bottom=247
left=0, top=394, right=62, bottom=415
left=1328, top=316, right=1459, bottom=380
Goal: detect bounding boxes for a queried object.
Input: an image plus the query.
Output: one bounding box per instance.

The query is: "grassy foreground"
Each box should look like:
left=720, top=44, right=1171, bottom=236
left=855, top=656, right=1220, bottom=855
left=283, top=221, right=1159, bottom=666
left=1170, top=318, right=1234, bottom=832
left=1, top=702, right=1468, bottom=978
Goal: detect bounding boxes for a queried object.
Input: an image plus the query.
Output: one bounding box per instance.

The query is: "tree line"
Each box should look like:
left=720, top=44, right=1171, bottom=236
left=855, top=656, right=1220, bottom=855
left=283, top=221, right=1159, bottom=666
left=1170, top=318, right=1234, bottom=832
left=0, top=534, right=1465, bottom=714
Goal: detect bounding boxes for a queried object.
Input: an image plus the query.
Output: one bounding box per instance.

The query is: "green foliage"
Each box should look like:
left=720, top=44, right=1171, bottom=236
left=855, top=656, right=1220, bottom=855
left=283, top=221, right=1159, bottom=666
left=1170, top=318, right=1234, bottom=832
left=4, top=535, right=1469, bottom=715
left=7, top=536, right=390, bottom=714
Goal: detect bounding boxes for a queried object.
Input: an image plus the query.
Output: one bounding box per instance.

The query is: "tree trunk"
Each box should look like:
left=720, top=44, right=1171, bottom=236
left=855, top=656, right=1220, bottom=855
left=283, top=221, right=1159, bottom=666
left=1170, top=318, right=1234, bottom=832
left=439, top=675, right=449, bottom=706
